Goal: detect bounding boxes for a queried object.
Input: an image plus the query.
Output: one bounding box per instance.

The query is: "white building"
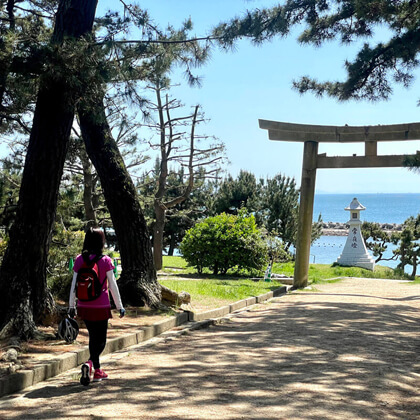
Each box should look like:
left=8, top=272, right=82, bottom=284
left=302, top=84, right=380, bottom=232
left=336, top=198, right=375, bottom=271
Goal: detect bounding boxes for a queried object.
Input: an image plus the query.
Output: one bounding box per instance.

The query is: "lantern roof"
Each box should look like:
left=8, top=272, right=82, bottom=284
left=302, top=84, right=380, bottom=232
left=345, top=197, right=366, bottom=211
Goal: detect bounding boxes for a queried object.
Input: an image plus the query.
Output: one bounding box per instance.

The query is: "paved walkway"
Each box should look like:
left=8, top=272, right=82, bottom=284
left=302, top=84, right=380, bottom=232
left=1, top=278, right=420, bottom=419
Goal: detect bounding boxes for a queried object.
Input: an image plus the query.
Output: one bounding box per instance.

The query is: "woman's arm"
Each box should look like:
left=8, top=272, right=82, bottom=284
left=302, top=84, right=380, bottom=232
left=69, top=272, right=77, bottom=308
left=107, top=270, right=124, bottom=310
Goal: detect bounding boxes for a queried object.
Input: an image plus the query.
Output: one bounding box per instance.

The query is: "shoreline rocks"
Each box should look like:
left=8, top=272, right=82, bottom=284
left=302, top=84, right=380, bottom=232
left=322, top=222, right=402, bottom=236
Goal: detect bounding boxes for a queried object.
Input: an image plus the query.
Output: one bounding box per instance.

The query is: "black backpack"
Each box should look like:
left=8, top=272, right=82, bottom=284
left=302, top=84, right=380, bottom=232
left=75, top=255, right=105, bottom=301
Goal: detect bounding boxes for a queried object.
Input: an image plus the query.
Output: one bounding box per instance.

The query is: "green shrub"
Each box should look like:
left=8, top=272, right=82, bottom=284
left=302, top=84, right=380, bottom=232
left=47, top=227, right=84, bottom=301
left=0, top=237, right=8, bottom=265
left=180, top=211, right=268, bottom=275
left=264, top=233, right=293, bottom=262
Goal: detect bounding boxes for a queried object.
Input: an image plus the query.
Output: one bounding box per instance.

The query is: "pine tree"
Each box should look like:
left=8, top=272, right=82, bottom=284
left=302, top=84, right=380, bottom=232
left=392, top=216, right=420, bottom=278
left=0, top=2, right=218, bottom=335
left=78, top=93, right=161, bottom=307
left=213, top=1, right=420, bottom=101
left=361, top=221, right=393, bottom=263
left=212, top=170, right=259, bottom=216
left=0, top=0, right=98, bottom=339
left=144, top=82, right=224, bottom=270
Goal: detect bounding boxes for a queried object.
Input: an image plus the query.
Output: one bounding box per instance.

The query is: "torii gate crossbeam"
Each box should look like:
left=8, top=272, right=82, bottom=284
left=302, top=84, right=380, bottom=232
left=259, top=119, right=420, bottom=288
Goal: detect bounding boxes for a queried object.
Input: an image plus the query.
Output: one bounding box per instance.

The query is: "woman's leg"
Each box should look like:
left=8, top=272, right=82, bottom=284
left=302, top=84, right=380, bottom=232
left=84, top=319, right=108, bottom=369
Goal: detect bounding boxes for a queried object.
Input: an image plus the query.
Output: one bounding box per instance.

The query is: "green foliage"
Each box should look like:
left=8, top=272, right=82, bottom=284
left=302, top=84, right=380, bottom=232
left=212, top=5, right=288, bottom=46
left=139, top=166, right=217, bottom=254
left=0, top=3, right=53, bottom=136
left=214, top=1, right=420, bottom=102
left=211, top=172, right=321, bottom=252
left=290, top=1, right=420, bottom=101
left=257, top=174, right=299, bottom=249
left=180, top=210, right=268, bottom=275
left=56, top=181, right=86, bottom=231
left=47, top=227, right=84, bottom=301
left=311, top=213, right=323, bottom=244
left=0, top=165, right=21, bottom=235
left=361, top=221, right=393, bottom=263
left=0, top=236, right=8, bottom=264
left=211, top=170, right=258, bottom=215
left=163, top=174, right=215, bottom=254
left=404, top=154, right=420, bottom=174
left=272, top=261, right=408, bottom=282
left=161, top=256, right=408, bottom=284
left=160, top=278, right=283, bottom=303
left=263, top=231, right=292, bottom=263
left=391, top=215, right=420, bottom=278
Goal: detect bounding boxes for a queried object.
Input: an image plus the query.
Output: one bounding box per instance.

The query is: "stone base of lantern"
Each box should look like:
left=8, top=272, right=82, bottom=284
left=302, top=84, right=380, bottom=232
left=336, top=253, right=375, bottom=271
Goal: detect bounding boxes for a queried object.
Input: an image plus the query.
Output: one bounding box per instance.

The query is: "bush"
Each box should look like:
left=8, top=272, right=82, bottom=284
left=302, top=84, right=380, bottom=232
left=264, top=233, right=293, bottom=262
left=0, top=237, right=8, bottom=265
left=180, top=211, right=268, bottom=275
left=47, top=227, right=85, bottom=301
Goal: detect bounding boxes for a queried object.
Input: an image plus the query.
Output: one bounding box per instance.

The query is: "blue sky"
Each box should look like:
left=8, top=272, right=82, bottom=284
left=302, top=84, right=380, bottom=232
left=99, top=0, right=420, bottom=194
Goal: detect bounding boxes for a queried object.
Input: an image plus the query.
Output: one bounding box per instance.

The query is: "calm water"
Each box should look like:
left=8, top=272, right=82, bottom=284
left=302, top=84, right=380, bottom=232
left=313, top=193, right=420, bottom=224
left=310, top=193, right=420, bottom=269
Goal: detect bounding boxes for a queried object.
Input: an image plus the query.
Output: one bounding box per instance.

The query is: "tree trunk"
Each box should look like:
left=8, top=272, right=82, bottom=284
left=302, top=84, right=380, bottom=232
left=152, top=89, right=197, bottom=272
left=0, top=0, right=98, bottom=340
left=168, top=235, right=176, bottom=256
left=80, top=145, right=98, bottom=228
left=399, top=248, right=406, bottom=271
left=412, top=254, right=417, bottom=278
left=153, top=201, right=165, bottom=271
left=78, top=97, right=161, bottom=308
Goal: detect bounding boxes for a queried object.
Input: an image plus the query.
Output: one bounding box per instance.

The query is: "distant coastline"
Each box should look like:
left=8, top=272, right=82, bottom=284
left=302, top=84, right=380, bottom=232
left=322, top=222, right=403, bottom=236
left=314, top=193, right=420, bottom=228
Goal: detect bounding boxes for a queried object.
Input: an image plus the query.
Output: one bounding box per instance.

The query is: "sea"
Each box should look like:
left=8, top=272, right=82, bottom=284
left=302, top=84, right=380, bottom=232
left=309, top=193, right=420, bottom=269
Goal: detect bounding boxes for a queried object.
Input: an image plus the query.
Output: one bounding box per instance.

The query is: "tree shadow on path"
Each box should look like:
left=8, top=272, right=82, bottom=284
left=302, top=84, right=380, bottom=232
left=2, top=287, right=420, bottom=419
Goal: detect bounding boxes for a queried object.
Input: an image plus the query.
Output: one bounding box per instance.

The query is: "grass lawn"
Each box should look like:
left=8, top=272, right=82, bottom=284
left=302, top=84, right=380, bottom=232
left=159, top=256, right=409, bottom=308
left=160, top=255, right=283, bottom=308
left=272, top=261, right=407, bottom=283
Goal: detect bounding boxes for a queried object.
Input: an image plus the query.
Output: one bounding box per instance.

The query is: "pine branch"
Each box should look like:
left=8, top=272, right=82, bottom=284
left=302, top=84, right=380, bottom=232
left=13, top=5, right=52, bottom=20
left=94, top=36, right=218, bottom=47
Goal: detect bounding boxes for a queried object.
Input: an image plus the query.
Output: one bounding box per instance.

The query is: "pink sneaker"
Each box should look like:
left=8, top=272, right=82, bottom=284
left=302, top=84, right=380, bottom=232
left=80, top=360, right=93, bottom=386
left=93, top=369, right=108, bottom=382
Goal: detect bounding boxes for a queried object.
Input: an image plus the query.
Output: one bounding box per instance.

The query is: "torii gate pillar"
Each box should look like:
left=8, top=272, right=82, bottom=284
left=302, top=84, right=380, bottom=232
left=294, top=141, right=318, bottom=288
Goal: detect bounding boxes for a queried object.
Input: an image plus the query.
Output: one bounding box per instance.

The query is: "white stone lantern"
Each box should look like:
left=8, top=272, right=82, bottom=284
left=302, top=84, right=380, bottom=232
left=336, top=197, right=375, bottom=270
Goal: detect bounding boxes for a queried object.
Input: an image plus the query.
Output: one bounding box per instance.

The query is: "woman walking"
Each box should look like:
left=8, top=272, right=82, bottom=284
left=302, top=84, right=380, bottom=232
left=68, top=227, right=125, bottom=386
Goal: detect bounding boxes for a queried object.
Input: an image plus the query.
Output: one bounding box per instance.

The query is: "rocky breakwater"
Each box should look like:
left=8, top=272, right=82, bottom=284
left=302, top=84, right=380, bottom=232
left=322, top=222, right=403, bottom=236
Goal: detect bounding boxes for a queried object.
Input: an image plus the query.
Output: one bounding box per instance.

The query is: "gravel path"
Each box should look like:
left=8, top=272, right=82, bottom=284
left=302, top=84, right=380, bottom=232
left=1, top=277, right=420, bottom=419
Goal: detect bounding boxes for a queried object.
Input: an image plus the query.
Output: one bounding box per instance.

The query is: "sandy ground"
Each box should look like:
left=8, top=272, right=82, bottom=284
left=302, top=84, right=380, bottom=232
left=1, top=277, right=420, bottom=419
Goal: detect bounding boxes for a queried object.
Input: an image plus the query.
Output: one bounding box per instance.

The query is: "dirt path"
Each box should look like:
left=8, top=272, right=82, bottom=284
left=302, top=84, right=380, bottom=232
left=1, top=278, right=420, bottom=419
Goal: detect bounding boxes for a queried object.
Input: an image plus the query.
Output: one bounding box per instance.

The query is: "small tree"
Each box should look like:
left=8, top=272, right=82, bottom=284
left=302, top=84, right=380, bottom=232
left=212, top=170, right=259, bottom=215
left=257, top=174, right=299, bottom=251
left=142, top=81, right=224, bottom=271
left=392, top=216, right=420, bottom=278
left=361, top=221, right=394, bottom=264
left=256, top=173, right=322, bottom=251
left=180, top=210, right=268, bottom=275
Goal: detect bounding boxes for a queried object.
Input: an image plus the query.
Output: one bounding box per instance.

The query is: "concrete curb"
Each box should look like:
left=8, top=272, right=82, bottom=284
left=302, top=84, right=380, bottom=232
left=0, top=285, right=291, bottom=398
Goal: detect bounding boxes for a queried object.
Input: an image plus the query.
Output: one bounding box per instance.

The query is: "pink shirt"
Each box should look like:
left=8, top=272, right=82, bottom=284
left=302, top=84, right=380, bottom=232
left=73, top=254, right=114, bottom=309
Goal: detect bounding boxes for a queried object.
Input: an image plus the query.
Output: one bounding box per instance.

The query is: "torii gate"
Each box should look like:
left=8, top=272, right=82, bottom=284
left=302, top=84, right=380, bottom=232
left=259, top=120, right=420, bottom=288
